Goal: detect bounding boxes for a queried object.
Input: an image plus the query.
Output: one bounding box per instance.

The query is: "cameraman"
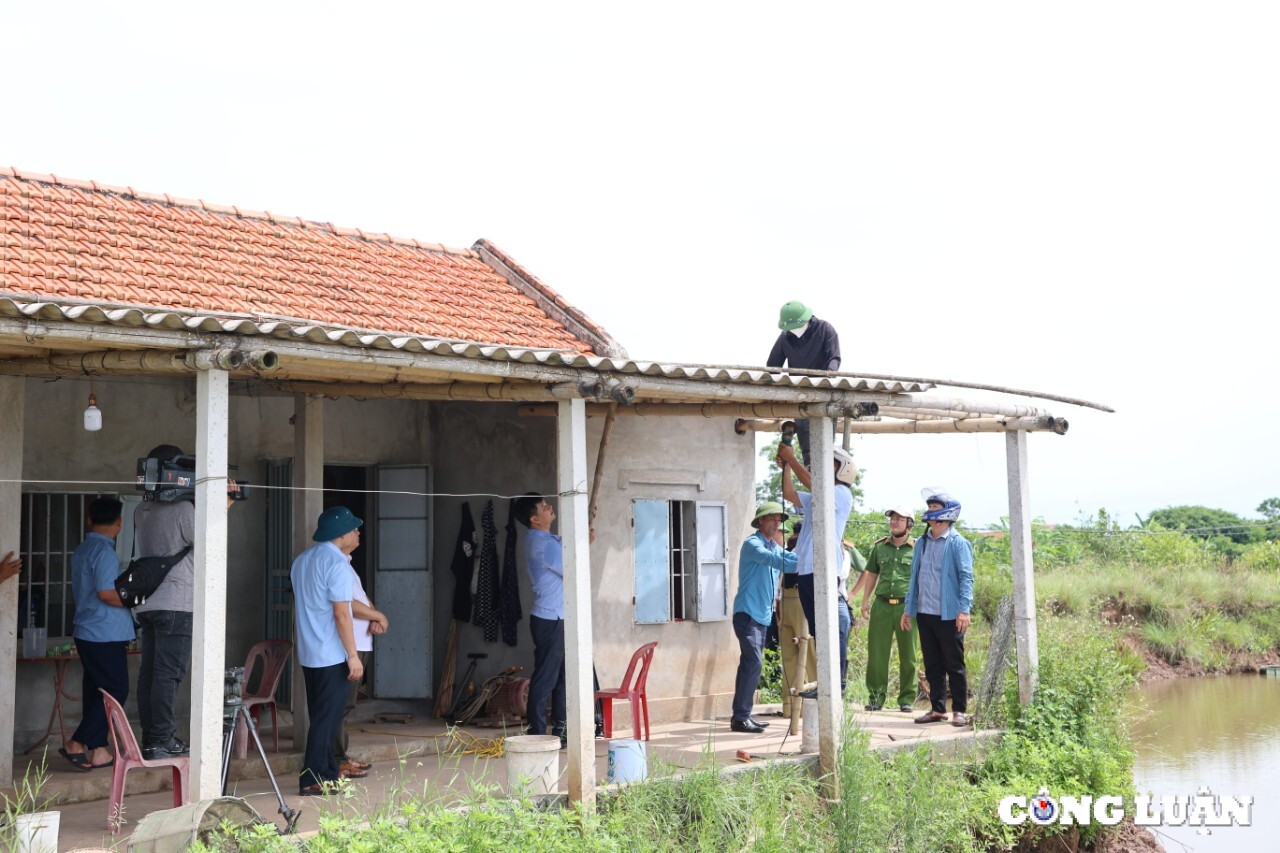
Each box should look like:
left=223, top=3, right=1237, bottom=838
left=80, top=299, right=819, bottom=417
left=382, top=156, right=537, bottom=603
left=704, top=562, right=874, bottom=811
left=133, top=444, right=238, bottom=760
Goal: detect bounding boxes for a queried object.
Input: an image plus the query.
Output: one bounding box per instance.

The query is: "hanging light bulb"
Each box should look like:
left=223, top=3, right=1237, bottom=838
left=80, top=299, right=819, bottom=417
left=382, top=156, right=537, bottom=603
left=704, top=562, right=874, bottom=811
left=84, top=381, right=103, bottom=432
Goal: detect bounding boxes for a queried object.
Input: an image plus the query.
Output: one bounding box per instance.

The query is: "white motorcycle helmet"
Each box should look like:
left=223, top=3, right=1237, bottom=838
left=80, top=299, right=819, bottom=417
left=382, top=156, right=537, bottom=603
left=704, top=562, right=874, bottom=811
left=834, top=447, right=857, bottom=486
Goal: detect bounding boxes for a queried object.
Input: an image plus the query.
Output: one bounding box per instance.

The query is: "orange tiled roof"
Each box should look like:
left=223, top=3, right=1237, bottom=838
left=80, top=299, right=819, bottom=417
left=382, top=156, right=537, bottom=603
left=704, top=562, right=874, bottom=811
left=0, top=168, right=600, bottom=354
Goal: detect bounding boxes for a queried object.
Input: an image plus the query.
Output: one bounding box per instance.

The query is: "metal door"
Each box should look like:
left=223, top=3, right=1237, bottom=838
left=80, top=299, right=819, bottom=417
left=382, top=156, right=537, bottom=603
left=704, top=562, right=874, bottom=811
left=372, top=465, right=432, bottom=698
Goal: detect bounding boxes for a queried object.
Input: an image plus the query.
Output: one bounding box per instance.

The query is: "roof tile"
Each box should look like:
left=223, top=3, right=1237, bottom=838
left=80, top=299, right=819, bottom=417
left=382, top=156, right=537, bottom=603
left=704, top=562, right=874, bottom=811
left=0, top=171, right=596, bottom=353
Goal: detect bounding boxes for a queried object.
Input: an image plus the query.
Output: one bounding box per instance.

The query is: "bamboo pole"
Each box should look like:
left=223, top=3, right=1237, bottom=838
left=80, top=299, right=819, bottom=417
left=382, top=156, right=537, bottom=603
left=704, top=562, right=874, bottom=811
left=588, top=404, right=618, bottom=529
left=519, top=401, right=881, bottom=419
left=835, top=417, right=1067, bottom=435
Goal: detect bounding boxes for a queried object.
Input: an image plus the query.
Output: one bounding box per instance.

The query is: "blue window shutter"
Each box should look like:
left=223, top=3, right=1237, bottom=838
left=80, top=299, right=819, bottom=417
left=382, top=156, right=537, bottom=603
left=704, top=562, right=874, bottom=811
left=633, top=499, right=671, bottom=624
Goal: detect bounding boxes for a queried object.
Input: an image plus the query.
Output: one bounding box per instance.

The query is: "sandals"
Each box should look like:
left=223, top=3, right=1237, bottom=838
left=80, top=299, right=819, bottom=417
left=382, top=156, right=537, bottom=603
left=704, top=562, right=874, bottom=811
left=914, top=710, right=949, bottom=724
left=950, top=712, right=972, bottom=728
left=58, top=747, right=92, bottom=771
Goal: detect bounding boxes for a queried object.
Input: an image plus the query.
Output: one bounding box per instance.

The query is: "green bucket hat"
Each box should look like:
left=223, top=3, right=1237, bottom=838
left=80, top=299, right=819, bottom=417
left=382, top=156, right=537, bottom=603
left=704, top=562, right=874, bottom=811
left=313, top=506, right=363, bottom=541
left=751, top=501, right=789, bottom=528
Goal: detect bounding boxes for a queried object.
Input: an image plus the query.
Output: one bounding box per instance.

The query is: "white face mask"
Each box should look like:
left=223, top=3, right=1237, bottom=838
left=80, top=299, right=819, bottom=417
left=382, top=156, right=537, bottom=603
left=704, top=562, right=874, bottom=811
left=789, top=322, right=809, bottom=338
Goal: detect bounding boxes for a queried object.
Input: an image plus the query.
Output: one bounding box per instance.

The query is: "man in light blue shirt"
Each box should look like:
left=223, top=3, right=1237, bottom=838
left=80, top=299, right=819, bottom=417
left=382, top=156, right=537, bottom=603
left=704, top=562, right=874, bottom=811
left=514, top=493, right=604, bottom=744
left=902, top=488, right=974, bottom=727
left=60, top=497, right=133, bottom=771
left=515, top=493, right=567, bottom=740
left=777, top=441, right=857, bottom=694
left=730, top=503, right=798, bottom=733
left=291, top=506, right=363, bottom=794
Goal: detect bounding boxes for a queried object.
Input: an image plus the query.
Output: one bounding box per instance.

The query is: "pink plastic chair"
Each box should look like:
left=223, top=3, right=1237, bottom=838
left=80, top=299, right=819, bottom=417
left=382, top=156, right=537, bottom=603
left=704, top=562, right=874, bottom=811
left=100, top=688, right=189, bottom=833
left=594, top=641, right=658, bottom=741
left=234, top=639, right=292, bottom=757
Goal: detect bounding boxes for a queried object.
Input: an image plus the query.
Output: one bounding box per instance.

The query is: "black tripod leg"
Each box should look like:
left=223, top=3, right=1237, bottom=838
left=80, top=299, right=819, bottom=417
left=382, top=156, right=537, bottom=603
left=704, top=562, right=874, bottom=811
left=239, top=705, right=301, bottom=833
left=221, top=717, right=236, bottom=795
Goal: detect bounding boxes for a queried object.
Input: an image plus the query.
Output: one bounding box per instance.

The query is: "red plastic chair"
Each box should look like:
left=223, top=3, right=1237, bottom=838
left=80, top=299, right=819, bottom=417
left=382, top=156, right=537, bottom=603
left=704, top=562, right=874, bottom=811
left=100, top=688, right=189, bottom=833
left=594, top=641, right=658, bottom=741
left=234, top=639, right=292, bottom=757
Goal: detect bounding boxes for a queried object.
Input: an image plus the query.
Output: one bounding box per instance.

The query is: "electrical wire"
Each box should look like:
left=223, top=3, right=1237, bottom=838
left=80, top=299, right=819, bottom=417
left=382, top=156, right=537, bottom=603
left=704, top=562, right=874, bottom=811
left=0, top=478, right=588, bottom=501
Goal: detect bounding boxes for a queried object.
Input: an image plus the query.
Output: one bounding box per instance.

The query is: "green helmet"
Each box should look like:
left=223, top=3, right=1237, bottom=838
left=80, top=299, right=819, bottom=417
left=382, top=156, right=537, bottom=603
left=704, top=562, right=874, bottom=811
left=777, top=301, right=814, bottom=331
left=751, top=501, right=789, bottom=528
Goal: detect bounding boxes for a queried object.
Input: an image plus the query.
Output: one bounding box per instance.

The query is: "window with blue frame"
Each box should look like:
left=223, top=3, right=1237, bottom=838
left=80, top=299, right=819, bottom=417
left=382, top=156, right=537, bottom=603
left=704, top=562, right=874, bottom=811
left=632, top=499, right=728, bottom=624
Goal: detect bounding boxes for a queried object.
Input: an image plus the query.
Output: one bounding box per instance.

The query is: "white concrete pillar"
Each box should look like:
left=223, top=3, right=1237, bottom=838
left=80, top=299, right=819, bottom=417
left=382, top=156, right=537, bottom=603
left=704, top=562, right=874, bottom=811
left=291, top=395, right=324, bottom=749
left=557, top=398, right=596, bottom=806
left=809, top=417, right=841, bottom=795
left=0, top=377, right=25, bottom=785
left=1006, top=431, right=1039, bottom=703
left=190, top=368, right=230, bottom=799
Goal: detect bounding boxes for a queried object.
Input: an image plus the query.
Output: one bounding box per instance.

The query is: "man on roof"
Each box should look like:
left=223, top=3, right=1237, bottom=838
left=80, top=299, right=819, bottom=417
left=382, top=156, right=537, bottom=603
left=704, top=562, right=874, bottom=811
left=766, top=301, right=842, bottom=468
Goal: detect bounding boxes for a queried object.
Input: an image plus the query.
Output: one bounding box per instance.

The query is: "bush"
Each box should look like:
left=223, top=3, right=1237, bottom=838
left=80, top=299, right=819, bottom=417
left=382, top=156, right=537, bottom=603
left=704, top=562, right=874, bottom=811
left=1238, top=540, right=1280, bottom=572
left=976, top=615, right=1137, bottom=848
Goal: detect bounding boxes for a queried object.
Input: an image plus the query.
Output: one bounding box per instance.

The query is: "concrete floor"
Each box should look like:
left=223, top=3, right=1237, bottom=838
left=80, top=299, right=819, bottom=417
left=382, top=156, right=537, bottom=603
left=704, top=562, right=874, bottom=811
left=9, top=704, right=994, bottom=852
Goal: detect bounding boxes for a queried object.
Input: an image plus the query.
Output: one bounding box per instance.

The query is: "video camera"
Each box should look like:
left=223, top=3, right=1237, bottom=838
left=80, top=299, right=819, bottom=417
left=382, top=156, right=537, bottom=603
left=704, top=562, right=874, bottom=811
left=136, top=455, right=249, bottom=503
left=224, top=666, right=246, bottom=714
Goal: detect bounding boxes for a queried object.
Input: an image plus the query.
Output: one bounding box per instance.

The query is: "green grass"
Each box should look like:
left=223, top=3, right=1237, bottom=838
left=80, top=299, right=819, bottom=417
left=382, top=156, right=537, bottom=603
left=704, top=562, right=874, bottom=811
left=970, top=524, right=1280, bottom=671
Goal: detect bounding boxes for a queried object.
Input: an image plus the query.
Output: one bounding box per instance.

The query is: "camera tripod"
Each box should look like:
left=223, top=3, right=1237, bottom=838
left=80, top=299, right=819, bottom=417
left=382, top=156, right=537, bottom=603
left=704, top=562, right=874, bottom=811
left=221, top=699, right=301, bottom=833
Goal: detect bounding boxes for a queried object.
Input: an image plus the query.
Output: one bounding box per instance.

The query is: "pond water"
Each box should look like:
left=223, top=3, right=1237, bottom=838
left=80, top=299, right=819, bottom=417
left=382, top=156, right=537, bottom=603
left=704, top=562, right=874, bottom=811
left=1131, top=674, right=1280, bottom=852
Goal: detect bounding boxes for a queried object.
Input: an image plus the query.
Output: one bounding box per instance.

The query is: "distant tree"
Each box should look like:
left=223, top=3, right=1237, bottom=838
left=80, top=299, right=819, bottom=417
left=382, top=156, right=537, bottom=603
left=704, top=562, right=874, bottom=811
left=1258, top=497, right=1280, bottom=521
left=1147, top=505, right=1256, bottom=545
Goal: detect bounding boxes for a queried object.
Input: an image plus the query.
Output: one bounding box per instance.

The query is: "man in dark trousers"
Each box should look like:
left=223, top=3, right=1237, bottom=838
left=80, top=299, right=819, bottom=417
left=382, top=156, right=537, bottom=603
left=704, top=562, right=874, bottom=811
left=60, top=497, right=132, bottom=770
left=133, top=444, right=239, bottom=760
left=730, top=502, right=797, bottom=733
left=766, top=300, right=842, bottom=467
left=901, top=488, right=974, bottom=728
left=513, top=492, right=601, bottom=747
left=292, top=506, right=364, bottom=794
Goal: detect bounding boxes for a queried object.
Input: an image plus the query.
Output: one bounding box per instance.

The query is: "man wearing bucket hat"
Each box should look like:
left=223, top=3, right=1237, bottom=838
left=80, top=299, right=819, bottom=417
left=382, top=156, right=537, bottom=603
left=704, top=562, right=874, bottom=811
left=766, top=301, right=842, bottom=468
left=901, top=488, right=974, bottom=727
left=731, top=502, right=798, bottom=734
left=851, top=507, right=920, bottom=712
left=292, top=505, right=366, bottom=794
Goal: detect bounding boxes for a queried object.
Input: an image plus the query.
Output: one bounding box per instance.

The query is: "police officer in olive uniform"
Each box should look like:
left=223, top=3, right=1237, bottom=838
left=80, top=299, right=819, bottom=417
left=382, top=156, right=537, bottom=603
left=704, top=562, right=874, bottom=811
left=851, top=507, right=919, bottom=712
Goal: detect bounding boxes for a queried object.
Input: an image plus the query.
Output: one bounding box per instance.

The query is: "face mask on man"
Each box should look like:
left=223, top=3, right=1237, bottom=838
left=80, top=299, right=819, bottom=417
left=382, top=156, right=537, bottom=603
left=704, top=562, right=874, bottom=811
left=789, top=322, right=809, bottom=338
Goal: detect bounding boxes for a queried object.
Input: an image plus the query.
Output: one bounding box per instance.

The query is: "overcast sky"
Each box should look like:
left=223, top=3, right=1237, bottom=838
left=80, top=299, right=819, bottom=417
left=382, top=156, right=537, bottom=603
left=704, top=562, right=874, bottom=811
left=8, top=2, right=1276, bottom=526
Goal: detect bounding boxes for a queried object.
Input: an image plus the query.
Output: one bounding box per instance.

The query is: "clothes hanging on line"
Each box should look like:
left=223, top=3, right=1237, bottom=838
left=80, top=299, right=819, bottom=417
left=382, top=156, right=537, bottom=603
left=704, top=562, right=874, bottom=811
left=449, top=502, right=477, bottom=622
left=472, top=500, right=501, bottom=642
left=499, top=498, right=524, bottom=647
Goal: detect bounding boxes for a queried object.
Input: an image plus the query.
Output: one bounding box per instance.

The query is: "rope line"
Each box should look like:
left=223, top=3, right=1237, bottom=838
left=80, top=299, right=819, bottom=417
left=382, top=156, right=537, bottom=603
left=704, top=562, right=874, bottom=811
left=0, top=478, right=588, bottom=501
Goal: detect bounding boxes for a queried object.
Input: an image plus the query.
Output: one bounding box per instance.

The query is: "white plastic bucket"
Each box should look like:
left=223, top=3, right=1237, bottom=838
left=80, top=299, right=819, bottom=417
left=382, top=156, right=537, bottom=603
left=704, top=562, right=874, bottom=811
left=801, top=698, right=819, bottom=753
left=15, top=810, right=60, bottom=853
left=607, top=739, right=647, bottom=785
left=504, top=735, right=561, bottom=796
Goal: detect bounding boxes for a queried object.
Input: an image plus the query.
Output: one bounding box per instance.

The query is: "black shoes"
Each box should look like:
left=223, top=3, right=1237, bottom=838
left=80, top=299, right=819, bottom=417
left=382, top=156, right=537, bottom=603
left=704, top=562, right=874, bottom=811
left=142, top=738, right=190, bottom=760
left=797, top=689, right=818, bottom=700
left=749, top=717, right=771, bottom=729
left=730, top=718, right=766, bottom=734
left=865, top=703, right=884, bottom=712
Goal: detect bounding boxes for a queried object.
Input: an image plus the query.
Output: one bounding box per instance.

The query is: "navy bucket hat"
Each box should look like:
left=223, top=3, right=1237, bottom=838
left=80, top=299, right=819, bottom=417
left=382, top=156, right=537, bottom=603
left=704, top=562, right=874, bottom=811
left=313, top=506, right=363, bottom=542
